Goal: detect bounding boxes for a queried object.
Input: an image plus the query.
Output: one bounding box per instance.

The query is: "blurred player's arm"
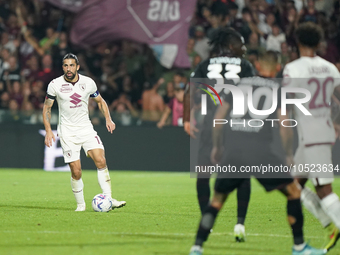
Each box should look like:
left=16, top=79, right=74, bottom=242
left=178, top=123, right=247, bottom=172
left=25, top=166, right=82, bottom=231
left=332, top=85, right=340, bottom=138
left=183, top=84, right=190, bottom=123
left=42, top=97, right=56, bottom=147
left=93, top=94, right=116, bottom=133
left=183, top=84, right=199, bottom=138
left=184, top=64, right=204, bottom=137
left=211, top=99, right=230, bottom=164
left=277, top=109, right=294, bottom=165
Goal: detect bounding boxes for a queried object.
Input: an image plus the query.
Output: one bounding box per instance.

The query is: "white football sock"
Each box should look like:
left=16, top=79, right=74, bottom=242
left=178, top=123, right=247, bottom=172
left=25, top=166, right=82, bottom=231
left=301, top=187, right=331, bottom=228
left=71, top=177, right=85, bottom=205
left=293, top=242, right=306, bottom=251
left=97, top=166, right=111, bottom=198
left=320, top=193, right=340, bottom=230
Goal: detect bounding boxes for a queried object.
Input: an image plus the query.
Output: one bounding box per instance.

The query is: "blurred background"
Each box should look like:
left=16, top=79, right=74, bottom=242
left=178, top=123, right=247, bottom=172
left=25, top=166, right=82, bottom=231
left=1, top=0, right=340, bottom=171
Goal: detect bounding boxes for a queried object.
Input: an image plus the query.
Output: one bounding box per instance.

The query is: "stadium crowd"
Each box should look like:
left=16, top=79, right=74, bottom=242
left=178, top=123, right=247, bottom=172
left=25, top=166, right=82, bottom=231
left=0, top=0, right=339, bottom=126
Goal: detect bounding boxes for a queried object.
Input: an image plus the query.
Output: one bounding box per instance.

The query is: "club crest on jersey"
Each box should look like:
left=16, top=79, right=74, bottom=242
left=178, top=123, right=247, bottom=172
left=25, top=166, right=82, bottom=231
left=60, top=84, right=72, bottom=93
left=79, top=83, right=86, bottom=91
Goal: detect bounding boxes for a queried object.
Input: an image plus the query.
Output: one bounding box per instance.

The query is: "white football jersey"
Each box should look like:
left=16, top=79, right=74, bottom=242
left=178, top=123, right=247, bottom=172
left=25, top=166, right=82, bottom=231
left=46, top=74, right=99, bottom=137
left=283, top=56, right=340, bottom=145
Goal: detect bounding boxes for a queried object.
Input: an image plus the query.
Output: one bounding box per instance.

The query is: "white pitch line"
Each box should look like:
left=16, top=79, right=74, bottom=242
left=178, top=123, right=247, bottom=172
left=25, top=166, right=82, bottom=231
left=0, top=230, right=319, bottom=239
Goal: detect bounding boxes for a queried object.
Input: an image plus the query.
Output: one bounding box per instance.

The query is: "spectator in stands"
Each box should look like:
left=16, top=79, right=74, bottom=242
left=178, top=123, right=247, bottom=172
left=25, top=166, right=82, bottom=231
left=285, top=6, right=299, bottom=47
left=113, top=102, right=135, bottom=126
left=9, top=81, right=23, bottom=107
left=2, top=99, right=20, bottom=122
left=29, top=80, right=45, bottom=110
left=0, top=48, right=10, bottom=78
left=109, top=93, right=138, bottom=125
left=0, top=91, right=9, bottom=109
left=1, top=32, right=17, bottom=54
left=298, top=0, right=318, bottom=23
left=163, top=81, right=175, bottom=104
left=37, top=54, right=58, bottom=89
left=246, top=32, right=265, bottom=65
left=187, top=38, right=200, bottom=69
left=141, top=78, right=165, bottom=122
left=266, top=24, right=286, bottom=52
left=39, top=27, right=58, bottom=50
left=280, top=41, right=290, bottom=66
left=194, top=26, right=210, bottom=61
left=51, top=31, right=72, bottom=69
left=238, top=7, right=261, bottom=44
left=6, top=13, right=20, bottom=39
left=22, top=54, right=41, bottom=82
left=227, top=2, right=239, bottom=27
left=173, top=71, right=187, bottom=89
left=258, top=12, right=275, bottom=37
left=21, top=24, right=60, bottom=57
left=205, top=0, right=229, bottom=40
left=2, top=55, right=20, bottom=84
left=157, top=83, right=185, bottom=128
left=21, top=100, right=38, bottom=124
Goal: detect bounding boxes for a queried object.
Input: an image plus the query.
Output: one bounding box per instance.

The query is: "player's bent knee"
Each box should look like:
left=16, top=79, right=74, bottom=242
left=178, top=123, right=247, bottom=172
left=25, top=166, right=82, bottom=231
left=94, top=157, right=106, bottom=169
left=210, top=192, right=228, bottom=210
left=71, top=171, right=82, bottom=180
left=210, top=200, right=223, bottom=211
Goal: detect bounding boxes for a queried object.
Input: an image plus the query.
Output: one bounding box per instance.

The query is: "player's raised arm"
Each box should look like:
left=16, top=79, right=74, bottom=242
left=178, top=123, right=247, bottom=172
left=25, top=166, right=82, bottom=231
left=42, top=97, right=56, bottom=147
left=93, top=94, right=116, bottom=133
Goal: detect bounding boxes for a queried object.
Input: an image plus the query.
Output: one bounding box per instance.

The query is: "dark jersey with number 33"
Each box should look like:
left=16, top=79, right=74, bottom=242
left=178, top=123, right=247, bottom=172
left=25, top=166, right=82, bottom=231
left=191, top=55, right=256, bottom=165
left=191, top=55, right=256, bottom=131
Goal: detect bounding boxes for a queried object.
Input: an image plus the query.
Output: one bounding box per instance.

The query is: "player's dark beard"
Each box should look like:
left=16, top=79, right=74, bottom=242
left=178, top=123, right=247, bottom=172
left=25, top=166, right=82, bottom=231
left=64, top=71, right=76, bottom=81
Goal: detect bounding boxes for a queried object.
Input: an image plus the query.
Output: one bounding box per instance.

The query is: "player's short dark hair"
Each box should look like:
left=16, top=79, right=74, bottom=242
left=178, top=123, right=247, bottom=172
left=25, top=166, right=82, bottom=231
left=63, top=53, right=79, bottom=65
left=295, top=22, right=323, bottom=48
left=209, top=27, right=243, bottom=54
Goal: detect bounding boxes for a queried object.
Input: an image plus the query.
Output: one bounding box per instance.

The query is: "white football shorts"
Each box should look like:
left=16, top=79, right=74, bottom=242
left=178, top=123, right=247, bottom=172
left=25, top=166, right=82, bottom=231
left=59, top=131, right=104, bottom=163
left=292, top=144, right=334, bottom=186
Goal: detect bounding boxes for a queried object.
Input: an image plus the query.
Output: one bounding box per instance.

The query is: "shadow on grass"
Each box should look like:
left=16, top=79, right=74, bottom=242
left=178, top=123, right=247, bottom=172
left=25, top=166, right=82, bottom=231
left=0, top=204, right=71, bottom=211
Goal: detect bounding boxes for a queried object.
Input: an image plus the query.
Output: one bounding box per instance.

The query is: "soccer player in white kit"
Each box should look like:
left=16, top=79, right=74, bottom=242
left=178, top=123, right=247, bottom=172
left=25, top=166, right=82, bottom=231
left=283, top=22, right=340, bottom=251
left=42, top=53, right=126, bottom=211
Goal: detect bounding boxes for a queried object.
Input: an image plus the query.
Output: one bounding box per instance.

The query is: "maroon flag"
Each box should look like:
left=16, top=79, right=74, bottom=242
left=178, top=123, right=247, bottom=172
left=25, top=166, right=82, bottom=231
left=68, top=0, right=196, bottom=68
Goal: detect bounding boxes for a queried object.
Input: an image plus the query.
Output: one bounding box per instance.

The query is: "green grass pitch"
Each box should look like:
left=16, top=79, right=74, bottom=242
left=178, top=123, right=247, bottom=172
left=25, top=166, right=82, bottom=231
left=0, top=169, right=339, bottom=255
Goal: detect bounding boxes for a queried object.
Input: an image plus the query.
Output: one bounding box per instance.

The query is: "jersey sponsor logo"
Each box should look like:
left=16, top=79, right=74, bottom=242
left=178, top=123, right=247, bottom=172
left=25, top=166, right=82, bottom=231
left=60, top=85, right=72, bottom=93
left=70, top=93, right=82, bottom=108
left=79, top=83, right=86, bottom=91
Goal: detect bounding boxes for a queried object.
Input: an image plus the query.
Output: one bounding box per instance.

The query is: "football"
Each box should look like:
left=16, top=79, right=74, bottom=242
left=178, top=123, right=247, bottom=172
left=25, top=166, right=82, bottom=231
left=91, top=194, right=112, bottom=212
